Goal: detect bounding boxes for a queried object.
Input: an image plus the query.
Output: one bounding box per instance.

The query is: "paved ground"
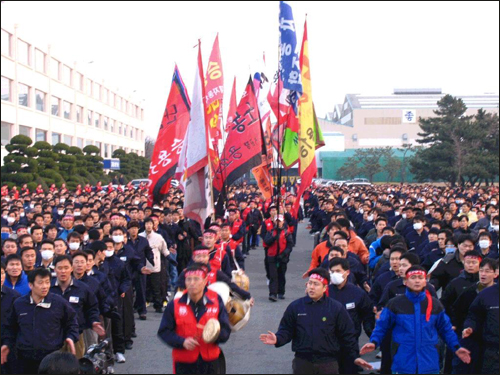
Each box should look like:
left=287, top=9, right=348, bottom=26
left=117, top=223, right=378, bottom=374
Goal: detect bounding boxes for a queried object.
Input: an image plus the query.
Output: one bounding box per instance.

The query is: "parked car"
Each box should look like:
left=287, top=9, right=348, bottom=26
left=130, top=179, right=152, bottom=189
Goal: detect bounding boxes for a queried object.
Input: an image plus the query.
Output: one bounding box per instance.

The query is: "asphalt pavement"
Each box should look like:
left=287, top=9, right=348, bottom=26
left=117, top=223, right=378, bottom=374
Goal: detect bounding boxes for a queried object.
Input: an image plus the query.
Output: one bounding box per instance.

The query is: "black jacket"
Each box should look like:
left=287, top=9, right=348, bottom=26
left=378, top=278, right=437, bottom=309
left=464, top=283, right=499, bottom=346
left=328, top=283, right=375, bottom=339
left=440, top=271, right=479, bottom=317
left=1, top=286, right=21, bottom=344
left=274, top=295, right=359, bottom=364
left=429, top=251, right=464, bottom=292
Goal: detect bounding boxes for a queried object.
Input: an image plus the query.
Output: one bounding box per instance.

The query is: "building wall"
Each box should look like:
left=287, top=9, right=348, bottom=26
left=320, top=101, right=499, bottom=149
left=1, top=26, right=145, bottom=166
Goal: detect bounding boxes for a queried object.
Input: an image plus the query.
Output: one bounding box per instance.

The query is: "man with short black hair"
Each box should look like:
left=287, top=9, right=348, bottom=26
left=260, top=268, right=372, bottom=374
left=1, top=268, right=79, bottom=374
left=1, top=261, right=20, bottom=374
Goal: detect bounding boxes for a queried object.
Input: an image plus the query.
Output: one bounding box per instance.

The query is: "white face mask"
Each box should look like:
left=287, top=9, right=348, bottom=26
left=104, top=250, right=115, bottom=258
left=74, top=212, right=81, bottom=216
left=425, top=210, right=430, bottom=215
left=120, top=211, right=126, bottom=216
left=113, top=235, right=124, bottom=244
left=60, top=198, right=66, bottom=203
left=367, top=215, right=374, bottom=222
left=134, top=201, right=140, bottom=205
left=359, top=209, right=364, bottom=214
left=69, top=242, right=80, bottom=251
left=83, top=234, right=89, bottom=242
left=479, top=240, right=491, bottom=249
left=492, top=225, right=499, bottom=232
left=20, top=212, right=25, bottom=217
left=414, top=223, right=424, bottom=231
left=402, top=213, right=407, bottom=220
left=491, top=201, right=497, bottom=205
left=58, top=210, right=64, bottom=216
left=330, top=272, right=346, bottom=286
left=7, top=217, right=15, bottom=224
left=41, top=250, right=54, bottom=260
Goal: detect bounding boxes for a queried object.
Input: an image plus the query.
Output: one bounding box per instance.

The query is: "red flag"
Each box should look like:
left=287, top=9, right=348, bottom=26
left=225, top=76, right=237, bottom=132
left=213, top=77, right=264, bottom=198
left=148, top=66, right=190, bottom=205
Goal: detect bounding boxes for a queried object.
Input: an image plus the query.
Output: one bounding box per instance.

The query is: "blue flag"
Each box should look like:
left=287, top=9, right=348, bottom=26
left=279, top=1, right=302, bottom=93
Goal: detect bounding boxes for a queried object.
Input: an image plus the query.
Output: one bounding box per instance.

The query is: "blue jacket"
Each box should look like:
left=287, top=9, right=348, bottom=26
left=274, top=295, right=359, bottom=364
left=2, top=292, right=79, bottom=360
left=50, top=278, right=100, bottom=333
left=368, top=237, right=383, bottom=270
left=370, top=289, right=461, bottom=374
left=3, top=272, right=31, bottom=296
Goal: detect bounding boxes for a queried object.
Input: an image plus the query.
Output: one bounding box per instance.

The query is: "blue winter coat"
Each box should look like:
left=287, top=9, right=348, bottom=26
left=370, top=288, right=460, bottom=374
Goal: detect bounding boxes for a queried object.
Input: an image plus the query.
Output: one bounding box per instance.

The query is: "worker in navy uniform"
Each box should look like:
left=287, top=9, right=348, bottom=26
left=158, top=264, right=231, bottom=374
left=452, top=258, right=498, bottom=374
left=50, top=255, right=104, bottom=358
left=264, top=214, right=293, bottom=302
left=430, top=234, right=474, bottom=292
left=177, top=246, right=254, bottom=306
left=369, top=246, right=405, bottom=305
left=462, top=281, right=499, bottom=374
left=1, top=262, right=20, bottom=375
left=1, top=268, right=79, bottom=374
left=260, top=268, right=373, bottom=374
left=328, top=258, right=375, bottom=373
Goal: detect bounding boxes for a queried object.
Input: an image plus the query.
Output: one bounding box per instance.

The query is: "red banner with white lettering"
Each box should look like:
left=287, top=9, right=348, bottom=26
left=213, top=78, right=264, bottom=199
left=148, top=66, right=191, bottom=205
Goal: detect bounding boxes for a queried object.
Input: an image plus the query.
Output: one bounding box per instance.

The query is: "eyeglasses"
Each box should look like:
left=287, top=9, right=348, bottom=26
left=479, top=269, right=496, bottom=274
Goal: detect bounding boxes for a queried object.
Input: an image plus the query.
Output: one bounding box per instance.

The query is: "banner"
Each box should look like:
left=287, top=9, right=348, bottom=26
left=225, top=77, right=237, bottom=132
left=214, top=78, right=264, bottom=199
left=148, top=66, right=191, bottom=205
left=176, top=43, right=214, bottom=225
left=252, top=161, right=273, bottom=200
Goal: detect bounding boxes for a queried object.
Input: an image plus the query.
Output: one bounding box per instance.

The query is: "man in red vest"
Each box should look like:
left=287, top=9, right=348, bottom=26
left=158, top=263, right=231, bottom=374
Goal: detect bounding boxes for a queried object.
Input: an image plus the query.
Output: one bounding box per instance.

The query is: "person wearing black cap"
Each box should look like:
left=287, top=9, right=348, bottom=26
left=245, top=200, right=263, bottom=250
left=260, top=268, right=372, bottom=374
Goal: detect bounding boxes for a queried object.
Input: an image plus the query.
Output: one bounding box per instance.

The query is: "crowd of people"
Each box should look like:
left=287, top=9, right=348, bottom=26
left=0, top=181, right=498, bottom=374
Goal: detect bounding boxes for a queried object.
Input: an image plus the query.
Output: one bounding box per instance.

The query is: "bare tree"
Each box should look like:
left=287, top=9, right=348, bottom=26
left=145, top=136, right=156, bottom=160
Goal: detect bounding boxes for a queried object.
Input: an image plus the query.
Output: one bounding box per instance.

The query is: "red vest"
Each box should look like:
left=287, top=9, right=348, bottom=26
left=223, top=239, right=238, bottom=258
left=209, top=245, right=227, bottom=273
left=206, top=271, right=217, bottom=285
left=172, top=290, right=221, bottom=364
left=230, top=219, right=244, bottom=244
left=267, top=230, right=288, bottom=257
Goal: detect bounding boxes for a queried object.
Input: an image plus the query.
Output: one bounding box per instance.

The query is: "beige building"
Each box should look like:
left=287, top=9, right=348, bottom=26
left=1, top=25, right=146, bottom=165
left=318, top=89, right=499, bottom=149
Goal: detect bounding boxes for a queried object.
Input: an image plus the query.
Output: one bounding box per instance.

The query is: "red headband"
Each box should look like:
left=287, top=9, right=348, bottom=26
left=309, top=273, right=329, bottom=286
left=203, top=232, right=216, bottom=238
left=464, top=255, right=483, bottom=262
left=193, top=249, right=209, bottom=256
left=185, top=270, right=207, bottom=279
left=406, top=270, right=427, bottom=279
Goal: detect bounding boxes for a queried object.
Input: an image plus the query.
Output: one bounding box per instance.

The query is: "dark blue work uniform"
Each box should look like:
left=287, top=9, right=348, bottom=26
left=274, top=295, right=360, bottom=374
left=369, top=269, right=398, bottom=306
left=128, top=235, right=154, bottom=315
left=1, top=286, right=20, bottom=375
left=2, top=293, right=79, bottom=374
left=464, top=283, right=499, bottom=374
left=78, top=272, right=110, bottom=316
left=50, top=278, right=100, bottom=333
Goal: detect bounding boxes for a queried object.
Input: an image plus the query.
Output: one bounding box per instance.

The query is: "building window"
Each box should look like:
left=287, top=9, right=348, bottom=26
left=63, top=101, right=71, bottom=119
left=1, top=29, right=12, bottom=57
left=141, top=108, right=144, bottom=120
left=93, top=82, right=101, bottom=100
left=62, top=65, right=72, bottom=86
left=130, top=127, right=134, bottom=139
left=85, top=140, right=93, bottom=146
left=86, top=79, right=92, bottom=95
left=88, top=110, right=93, bottom=125
left=75, top=72, right=83, bottom=91
left=118, top=122, right=122, bottom=135
left=1, top=76, right=11, bottom=101
left=110, top=119, right=115, bottom=133
left=17, top=39, right=30, bottom=66
left=35, top=49, right=46, bottom=73
left=77, top=138, right=84, bottom=149
left=52, top=132, right=61, bottom=145
left=76, top=106, right=83, bottom=123
left=18, top=83, right=29, bottom=107
left=19, top=125, right=31, bottom=138
left=104, top=144, right=109, bottom=158
left=35, top=90, right=45, bottom=111
left=36, top=129, right=46, bottom=142
left=95, top=113, right=101, bottom=128
left=102, top=88, right=108, bottom=104
left=123, top=125, right=127, bottom=136
left=116, top=96, right=121, bottom=110
left=109, top=92, right=115, bottom=106
left=51, top=96, right=59, bottom=116
left=63, top=135, right=72, bottom=146
left=95, top=141, right=102, bottom=154
left=50, top=58, right=60, bottom=80
left=1, top=122, right=11, bottom=145
left=103, top=117, right=108, bottom=131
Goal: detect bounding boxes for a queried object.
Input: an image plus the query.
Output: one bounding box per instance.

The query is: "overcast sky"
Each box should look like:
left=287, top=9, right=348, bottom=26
left=2, top=1, right=499, bottom=137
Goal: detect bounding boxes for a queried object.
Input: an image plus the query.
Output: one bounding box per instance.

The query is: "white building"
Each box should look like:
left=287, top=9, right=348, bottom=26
left=1, top=25, right=146, bottom=165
